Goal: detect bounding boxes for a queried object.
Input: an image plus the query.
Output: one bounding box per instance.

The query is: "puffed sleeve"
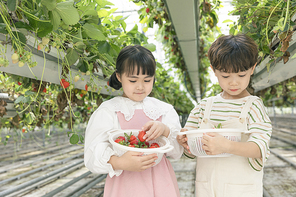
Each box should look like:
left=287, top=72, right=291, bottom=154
left=247, top=98, right=272, bottom=171
left=84, top=107, right=123, bottom=177
left=162, top=107, right=184, bottom=159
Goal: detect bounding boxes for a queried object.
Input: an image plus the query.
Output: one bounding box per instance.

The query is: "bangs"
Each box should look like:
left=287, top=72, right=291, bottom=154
left=211, top=43, right=256, bottom=73
left=123, top=53, right=155, bottom=76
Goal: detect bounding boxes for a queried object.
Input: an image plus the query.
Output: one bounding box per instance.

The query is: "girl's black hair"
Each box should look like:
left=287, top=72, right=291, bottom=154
left=108, top=45, right=156, bottom=90
left=207, top=34, right=258, bottom=73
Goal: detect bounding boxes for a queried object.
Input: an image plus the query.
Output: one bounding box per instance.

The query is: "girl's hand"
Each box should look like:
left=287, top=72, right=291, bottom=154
left=109, top=151, right=158, bottom=172
left=201, top=132, right=230, bottom=155
left=177, top=128, right=191, bottom=154
left=141, top=121, right=169, bottom=141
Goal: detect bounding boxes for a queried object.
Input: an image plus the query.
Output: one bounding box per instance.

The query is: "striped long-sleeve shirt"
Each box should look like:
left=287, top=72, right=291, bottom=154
left=185, top=94, right=272, bottom=171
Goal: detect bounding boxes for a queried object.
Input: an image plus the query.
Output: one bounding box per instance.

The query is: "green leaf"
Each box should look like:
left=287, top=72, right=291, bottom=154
left=102, top=53, right=114, bottom=65
left=83, top=23, right=106, bottom=41
left=41, top=0, right=57, bottom=11
left=0, top=23, right=7, bottom=34
left=79, top=3, right=97, bottom=16
left=8, top=0, right=18, bottom=11
left=97, top=41, right=110, bottom=54
left=127, top=24, right=139, bottom=35
left=74, top=41, right=86, bottom=54
left=65, top=48, right=79, bottom=66
left=222, top=19, right=233, bottom=23
left=73, top=28, right=82, bottom=43
left=78, top=60, right=88, bottom=72
left=11, top=31, right=26, bottom=49
left=26, top=112, right=36, bottom=124
left=25, top=90, right=35, bottom=96
left=25, top=13, right=38, bottom=29
left=55, top=1, right=80, bottom=25
left=79, top=135, right=84, bottom=143
left=37, top=21, right=53, bottom=37
left=95, top=0, right=114, bottom=8
left=97, top=9, right=109, bottom=17
left=143, top=43, right=156, bottom=52
left=70, top=133, right=79, bottom=144
left=14, top=21, right=33, bottom=31
left=15, top=96, right=25, bottom=104
left=49, top=10, right=61, bottom=30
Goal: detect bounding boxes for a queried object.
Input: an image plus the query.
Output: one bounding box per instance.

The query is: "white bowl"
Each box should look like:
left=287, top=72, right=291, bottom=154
left=178, top=129, right=245, bottom=157
left=109, top=130, right=173, bottom=165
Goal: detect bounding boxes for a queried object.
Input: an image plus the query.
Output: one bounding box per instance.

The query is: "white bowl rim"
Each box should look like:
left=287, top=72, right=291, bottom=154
left=109, top=129, right=172, bottom=153
left=178, top=128, right=247, bottom=135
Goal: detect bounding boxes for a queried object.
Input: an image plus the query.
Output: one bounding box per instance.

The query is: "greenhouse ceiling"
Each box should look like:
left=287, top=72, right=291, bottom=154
left=164, top=0, right=201, bottom=102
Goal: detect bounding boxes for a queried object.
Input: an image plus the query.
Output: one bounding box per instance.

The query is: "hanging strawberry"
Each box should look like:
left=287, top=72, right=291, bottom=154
left=60, top=79, right=70, bottom=89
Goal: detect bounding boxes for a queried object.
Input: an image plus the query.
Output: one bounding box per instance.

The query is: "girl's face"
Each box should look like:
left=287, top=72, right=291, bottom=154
left=212, top=65, right=256, bottom=99
left=116, top=68, right=154, bottom=102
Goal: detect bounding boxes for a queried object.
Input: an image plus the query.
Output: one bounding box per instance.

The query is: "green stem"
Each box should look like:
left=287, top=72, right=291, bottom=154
left=283, top=0, right=290, bottom=30
left=17, top=6, right=50, bottom=22
left=266, top=0, right=283, bottom=46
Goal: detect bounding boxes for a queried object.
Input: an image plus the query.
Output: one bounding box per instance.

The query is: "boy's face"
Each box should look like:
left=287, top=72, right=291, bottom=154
left=116, top=67, right=154, bottom=102
left=212, top=65, right=256, bottom=99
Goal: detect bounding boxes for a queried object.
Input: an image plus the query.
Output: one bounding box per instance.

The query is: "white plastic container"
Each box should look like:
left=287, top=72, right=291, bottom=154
left=109, top=130, right=173, bottom=165
left=178, top=129, right=245, bottom=157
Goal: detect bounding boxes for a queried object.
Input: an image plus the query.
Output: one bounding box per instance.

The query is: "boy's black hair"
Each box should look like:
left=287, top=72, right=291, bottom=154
left=108, top=45, right=156, bottom=90
left=207, top=34, right=258, bottom=73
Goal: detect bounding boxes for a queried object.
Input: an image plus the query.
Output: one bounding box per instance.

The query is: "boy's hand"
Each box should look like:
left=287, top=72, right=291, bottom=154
left=177, top=128, right=191, bottom=154
left=141, top=121, right=169, bottom=141
left=201, top=132, right=230, bottom=155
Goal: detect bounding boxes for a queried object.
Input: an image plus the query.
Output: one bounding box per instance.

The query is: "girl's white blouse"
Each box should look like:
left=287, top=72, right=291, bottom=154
left=84, top=96, right=183, bottom=177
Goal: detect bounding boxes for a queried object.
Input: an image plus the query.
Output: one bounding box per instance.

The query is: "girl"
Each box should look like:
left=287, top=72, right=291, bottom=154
left=177, top=34, right=272, bottom=197
left=84, top=45, right=183, bottom=197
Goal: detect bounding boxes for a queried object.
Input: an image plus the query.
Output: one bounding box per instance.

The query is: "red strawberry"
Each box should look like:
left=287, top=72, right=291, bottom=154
left=18, top=82, right=22, bottom=85
left=118, top=136, right=125, bottom=141
left=150, top=143, right=160, bottom=148
left=85, top=84, right=88, bottom=91
left=138, top=130, right=146, bottom=142
left=60, top=79, right=70, bottom=89
left=145, top=141, right=149, bottom=146
left=146, top=8, right=150, bottom=13
left=43, top=88, right=47, bottom=93
left=130, top=139, right=138, bottom=145
left=22, top=128, right=26, bottom=133
left=149, top=145, right=156, bottom=148
left=37, top=44, right=43, bottom=50
left=128, top=144, right=135, bottom=147
left=115, top=138, right=123, bottom=143
left=129, top=135, right=137, bottom=142
left=107, top=81, right=109, bottom=86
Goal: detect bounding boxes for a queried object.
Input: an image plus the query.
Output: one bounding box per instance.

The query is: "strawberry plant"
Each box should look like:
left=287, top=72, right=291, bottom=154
left=0, top=0, right=196, bottom=146
left=227, top=0, right=296, bottom=106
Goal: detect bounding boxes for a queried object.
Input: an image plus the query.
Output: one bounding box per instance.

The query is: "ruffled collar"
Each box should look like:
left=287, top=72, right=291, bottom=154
left=103, top=96, right=171, bottom=121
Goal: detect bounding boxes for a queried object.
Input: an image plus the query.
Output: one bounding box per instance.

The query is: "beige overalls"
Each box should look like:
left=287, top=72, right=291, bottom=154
left=195, top=96, right=263, bottom=197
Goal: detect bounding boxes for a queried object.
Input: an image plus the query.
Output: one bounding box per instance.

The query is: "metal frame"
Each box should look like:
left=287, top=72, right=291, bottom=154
left=0, top=34, right=122, bottom=96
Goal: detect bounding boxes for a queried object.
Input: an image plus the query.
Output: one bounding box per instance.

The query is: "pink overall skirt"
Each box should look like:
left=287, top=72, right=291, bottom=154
left=103, top=110, right=180, bottom=197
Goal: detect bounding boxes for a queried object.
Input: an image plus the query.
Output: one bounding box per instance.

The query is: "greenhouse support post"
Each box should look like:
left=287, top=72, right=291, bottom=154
left=273, top=100, right=276, bottom=127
